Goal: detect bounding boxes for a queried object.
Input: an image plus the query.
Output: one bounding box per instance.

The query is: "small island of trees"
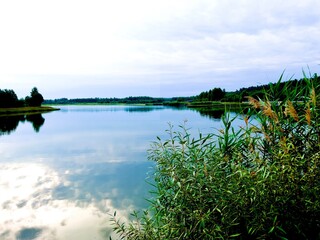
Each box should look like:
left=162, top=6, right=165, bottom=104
left=0, top=87, right=59, bottom=116
left=0, top=87, right=44, bottom=108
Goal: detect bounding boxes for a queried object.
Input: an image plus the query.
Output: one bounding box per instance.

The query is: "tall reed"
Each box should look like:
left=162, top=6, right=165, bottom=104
left=110, top=72, right=320, bottom=239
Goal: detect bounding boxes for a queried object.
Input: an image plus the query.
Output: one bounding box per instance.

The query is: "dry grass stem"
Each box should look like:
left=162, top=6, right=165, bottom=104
left=244, top=116, right=249, bottom=126
left=246, top=96, right=261, bottom=109
left=285, top=101, right=299, bottom=122
left=305, top=104, right=311, bottom=125
left=262, top=101, right=278, bottom=122
left=311, top=87, right=316, bottom=106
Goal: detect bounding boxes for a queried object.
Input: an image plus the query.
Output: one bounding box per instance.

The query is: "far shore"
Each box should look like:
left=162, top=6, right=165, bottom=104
left=0, top=106, right=60, bottom=116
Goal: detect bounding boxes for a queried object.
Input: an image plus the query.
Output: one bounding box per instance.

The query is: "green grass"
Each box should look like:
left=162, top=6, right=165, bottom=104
left=0, top=106, right=60, bottom=116
left=188, top=101, right=249, bottom=108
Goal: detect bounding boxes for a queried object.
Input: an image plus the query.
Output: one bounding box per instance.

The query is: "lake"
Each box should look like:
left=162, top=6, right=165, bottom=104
left=0, top=105, right=243, bottom=240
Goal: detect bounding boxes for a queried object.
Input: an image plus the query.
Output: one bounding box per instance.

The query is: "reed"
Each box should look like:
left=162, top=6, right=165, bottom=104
left=110, top=72, right=320, bottom=239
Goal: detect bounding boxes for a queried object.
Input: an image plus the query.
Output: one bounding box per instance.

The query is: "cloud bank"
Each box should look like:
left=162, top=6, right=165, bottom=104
left=0, top=0, right=319, bottom=98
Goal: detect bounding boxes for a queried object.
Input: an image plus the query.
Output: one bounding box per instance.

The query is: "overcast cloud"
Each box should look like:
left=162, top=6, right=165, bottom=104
left=0, top=0, right=319, bottom=98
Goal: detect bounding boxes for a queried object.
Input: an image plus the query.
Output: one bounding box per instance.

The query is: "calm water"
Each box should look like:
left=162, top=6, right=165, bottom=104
left=0, top=105, right=243, bottom=240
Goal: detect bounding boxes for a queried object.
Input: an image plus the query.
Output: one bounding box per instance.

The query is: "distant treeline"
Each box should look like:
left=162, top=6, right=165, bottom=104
left=43, top=74, right=320, bottom=106
left=44, top=96, right=195, bottom=105
left=0, top=87, right=44, bottom=108
left=196, top=74, right=320, bottom=102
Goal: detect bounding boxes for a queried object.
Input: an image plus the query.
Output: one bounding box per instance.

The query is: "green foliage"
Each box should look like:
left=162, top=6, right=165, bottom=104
left=25, top=87, right=44, bottom=107
left=44, top=96, right=195, bottom=105
left=111, top=72, right=320, bottom=239
left=0, top=89, right=23, bottom=107
left=0, top=87, right=44, bottom=108
left=197, top=87, right=226, bottom=101
left=222, top=75, right=320, bottom=102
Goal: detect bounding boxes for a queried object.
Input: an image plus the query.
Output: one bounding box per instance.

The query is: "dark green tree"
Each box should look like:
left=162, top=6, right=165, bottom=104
left=0, top=89, right=20, bottom=107
left=197, top=87, right=225, bottom=101
left=25, top=87, right=44, bottom=107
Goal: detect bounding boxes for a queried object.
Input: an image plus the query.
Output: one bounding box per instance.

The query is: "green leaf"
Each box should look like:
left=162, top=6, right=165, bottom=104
left=230, top=233, right=241, bottom=237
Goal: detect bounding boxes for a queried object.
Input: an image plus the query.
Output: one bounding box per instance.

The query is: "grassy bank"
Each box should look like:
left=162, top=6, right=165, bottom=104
left=163, top=101, right=250, bottom=112
left=0, top=106, right=60, bottom=116
left=188, top=101, right=248, bottom=108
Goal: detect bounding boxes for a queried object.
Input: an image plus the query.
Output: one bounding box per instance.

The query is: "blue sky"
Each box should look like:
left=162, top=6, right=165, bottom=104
left=0, top=0, right=319, bottom=99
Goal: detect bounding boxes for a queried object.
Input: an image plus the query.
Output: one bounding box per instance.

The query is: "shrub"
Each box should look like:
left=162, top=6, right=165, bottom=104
left=110, top=72, right=320, bottom=239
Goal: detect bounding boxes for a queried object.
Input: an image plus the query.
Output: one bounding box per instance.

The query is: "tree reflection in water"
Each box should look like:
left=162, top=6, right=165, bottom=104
left=196, top=109, right=225, bottom=121
left=0, top=114, right=45, bottom=135
left=193, top=107, right=246, bottom=121
left=26, top=114, right=45, bottom=132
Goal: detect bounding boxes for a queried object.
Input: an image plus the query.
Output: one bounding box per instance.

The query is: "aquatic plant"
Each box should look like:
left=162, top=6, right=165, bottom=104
left=110, top=72, right=320, bottom=239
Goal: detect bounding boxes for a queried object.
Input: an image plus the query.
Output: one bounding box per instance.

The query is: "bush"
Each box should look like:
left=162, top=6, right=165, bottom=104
left=110, top=72, right=320, bottom=239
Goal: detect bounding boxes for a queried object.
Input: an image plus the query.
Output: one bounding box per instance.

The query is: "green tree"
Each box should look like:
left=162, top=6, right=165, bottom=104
left=25, top=87, right=44, bottom=107
left=0, top=89, right=20, bottom=107
left=197, top=87, right=225, bottom=101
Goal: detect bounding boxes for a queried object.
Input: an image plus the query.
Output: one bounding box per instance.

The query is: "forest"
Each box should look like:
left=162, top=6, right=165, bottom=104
left=195, top=74, right=320, bottom=102
left=43, top=75, right=320, bottom=106
left=0, top=87, right=44, bottom=108
left=43, top=96, right=195, bottom=105
left=3, top=75, right=319, bottom=108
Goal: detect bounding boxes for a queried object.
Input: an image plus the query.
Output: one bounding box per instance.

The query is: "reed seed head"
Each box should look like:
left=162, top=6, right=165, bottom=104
left=305, top=104, right=311, bottom=125
left=285, top=100, right=299, bottom=122
left=246, top=96, right=260, bottom=109
left=262, top=101, right=278, bottom=122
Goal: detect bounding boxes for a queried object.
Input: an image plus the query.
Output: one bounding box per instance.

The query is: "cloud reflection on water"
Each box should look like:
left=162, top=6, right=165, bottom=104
left=0, top=105, right=222, bottom=239
left=0, top=162, right=141, bottom=240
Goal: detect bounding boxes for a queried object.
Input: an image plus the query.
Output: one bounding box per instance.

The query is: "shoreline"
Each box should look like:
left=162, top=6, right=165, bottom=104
left=0, top=106, right=60, bottom=116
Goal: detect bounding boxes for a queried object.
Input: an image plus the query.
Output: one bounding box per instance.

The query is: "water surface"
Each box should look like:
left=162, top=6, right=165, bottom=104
left=0, top=105, right=244, bottom=240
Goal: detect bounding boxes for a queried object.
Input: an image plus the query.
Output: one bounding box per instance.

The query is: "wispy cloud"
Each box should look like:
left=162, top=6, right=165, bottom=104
left=0, top=162, right=138, bottom=239
left=0, top=0, right=319, bottom=98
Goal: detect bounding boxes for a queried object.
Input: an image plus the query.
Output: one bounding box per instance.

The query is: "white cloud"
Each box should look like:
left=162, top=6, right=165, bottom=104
left=0, top=0, right=319, bottom=97
left=0, top=163, right=132, bottom=240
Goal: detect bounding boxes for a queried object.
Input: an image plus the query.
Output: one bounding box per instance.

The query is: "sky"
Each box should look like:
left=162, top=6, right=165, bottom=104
left=0, top=0, right=319, bottom=99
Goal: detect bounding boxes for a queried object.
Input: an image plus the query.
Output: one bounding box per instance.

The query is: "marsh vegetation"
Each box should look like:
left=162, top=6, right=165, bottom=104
left=111, top=73, right=320, bottom=239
